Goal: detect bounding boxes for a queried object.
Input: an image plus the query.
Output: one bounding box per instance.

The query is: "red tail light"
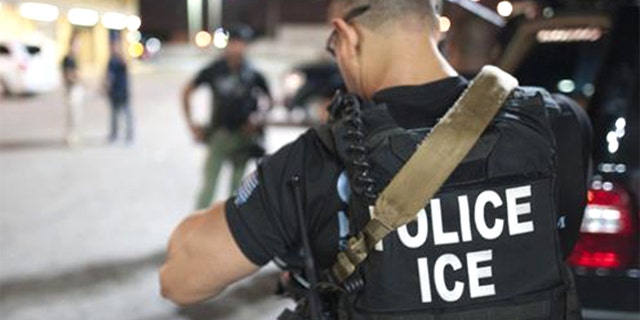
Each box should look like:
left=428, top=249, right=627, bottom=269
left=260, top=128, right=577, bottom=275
left=568, top=182, right=637, bottom=269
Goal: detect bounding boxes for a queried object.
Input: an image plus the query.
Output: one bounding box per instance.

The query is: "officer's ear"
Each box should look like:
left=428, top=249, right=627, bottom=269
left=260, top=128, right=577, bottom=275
left=332, top=18, right=360, bottom=59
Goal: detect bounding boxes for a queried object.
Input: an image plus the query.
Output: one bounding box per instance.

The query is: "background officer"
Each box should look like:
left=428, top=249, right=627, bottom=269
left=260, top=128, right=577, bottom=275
left=161, top=1, right=590, bottom=318
left=182, top=25, right=272, bottom=210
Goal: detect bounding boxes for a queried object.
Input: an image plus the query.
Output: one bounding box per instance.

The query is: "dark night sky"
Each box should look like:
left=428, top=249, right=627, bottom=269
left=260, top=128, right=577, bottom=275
left=140, top=0, right=189, bottom=41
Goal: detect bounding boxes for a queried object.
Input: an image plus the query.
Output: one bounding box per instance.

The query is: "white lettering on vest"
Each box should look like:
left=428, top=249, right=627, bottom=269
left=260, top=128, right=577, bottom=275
left=434, top=254, right=464, bottom=302
left=398, top=209, right=428, bottom=248
left=474, top=190, right=505, bottom=240
left=417, top=257, right=432, bottom=303
left=506, top=186, right=534, bottom=235
left=458, top=195, right=473, bottom=242
left=467, top=250, right=496, bottom=298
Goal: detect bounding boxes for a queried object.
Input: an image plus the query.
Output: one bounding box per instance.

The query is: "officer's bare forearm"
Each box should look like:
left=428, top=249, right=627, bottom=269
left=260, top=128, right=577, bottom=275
left=160, top=203, right=259, bottom=305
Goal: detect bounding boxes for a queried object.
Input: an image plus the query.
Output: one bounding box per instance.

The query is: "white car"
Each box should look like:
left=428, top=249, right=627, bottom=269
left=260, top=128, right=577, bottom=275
left=0, top=40, right=60, bottom=96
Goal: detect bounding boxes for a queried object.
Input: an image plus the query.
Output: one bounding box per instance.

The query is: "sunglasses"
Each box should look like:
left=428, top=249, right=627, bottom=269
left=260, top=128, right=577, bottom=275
left=326, top=4, right=371, bottom=57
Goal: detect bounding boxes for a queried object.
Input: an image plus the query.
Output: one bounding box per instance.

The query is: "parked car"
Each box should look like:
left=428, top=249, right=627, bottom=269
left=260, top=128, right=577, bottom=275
left=0, top=40, right=60, bottom=96
left=566, top=4, right=639, bottom=319
left=505, top=4, right=639, bottom=319
left=281, top=2, right=639, bottom=318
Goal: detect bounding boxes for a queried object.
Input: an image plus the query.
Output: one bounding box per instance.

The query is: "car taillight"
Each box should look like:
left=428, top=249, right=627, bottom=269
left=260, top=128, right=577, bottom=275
left=568, top=182, right=637, bottom=269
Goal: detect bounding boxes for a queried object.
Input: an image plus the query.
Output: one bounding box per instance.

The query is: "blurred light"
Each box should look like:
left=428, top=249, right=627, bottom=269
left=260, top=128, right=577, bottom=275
left=543, top=7, right=555, bottom=19
left=615, top=117, right=626, bottom=130
left=195, top=31, right=212, bottom=48
left=19, top=2, right=59, bottom=22
left=582, top=83, right=595, bottom=97
left=126, top=31, right=142, bottom=44
left=497, top=1, right=513, bottom=17
left=145, top=38, right=162, bottom=54
left=284, top=72, right=306, bottom=96
left=213, top=28, right=229, bottom=49
left=608, top=140, right=619, bottom=154
left=439, top=16, right=451, bottom=33
left=128, top=42, right=144, bottom=58
left=67, top=8, right=99, bottom=27
left=127, top=15, right=141, bottom=31
left=537, top=28, right=602, bottom=43
left=102, top=12, right=128, bottom=30
left=557, top=79, right=575, bottom=93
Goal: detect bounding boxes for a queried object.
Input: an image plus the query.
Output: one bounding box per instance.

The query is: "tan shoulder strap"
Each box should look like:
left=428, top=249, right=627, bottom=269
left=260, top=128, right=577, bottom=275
left=331, top=66, right=519, bottom=283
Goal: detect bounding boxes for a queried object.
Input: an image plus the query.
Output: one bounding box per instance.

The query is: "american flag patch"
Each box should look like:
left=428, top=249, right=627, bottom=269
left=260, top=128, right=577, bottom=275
left=234, top=170, right=260, bottom=206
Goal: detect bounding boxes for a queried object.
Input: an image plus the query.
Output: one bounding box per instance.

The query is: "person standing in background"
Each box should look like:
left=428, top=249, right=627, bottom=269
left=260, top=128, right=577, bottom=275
left=106, top=40, right=134, bottom=144
left=182, top=26, right=271, bottom=210
left=61, top=35, right=83, bottom=147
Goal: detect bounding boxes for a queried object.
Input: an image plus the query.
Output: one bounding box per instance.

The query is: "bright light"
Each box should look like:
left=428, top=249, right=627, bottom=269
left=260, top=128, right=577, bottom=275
left=557, top=79, right=575, bottom=93
left=284, top=72, right=306, bottom=95
left=67, top=8, right=99, bottom=27
left=19, top=2, right=59, bottom=22
left=615, top=117, right=626, bottom=130
left=145, top=38, right=162, bottom=54
left=127, top=15, right=141, bottom=31
left=537, top=28, right=603, bottom=43
left=439, top=16, right=451, bottom=33
left=213, top=28, right=229, bottom=49
left=582, top=206, right=623, bottom=234
left=497, top=1, right=513, bottom=17
left=126, top=31, right=142, bottom=44
left=195, top=31, right=212, bottom=48
left=102, top=12, right=128, bottom=30
left=582, top=83, right=595, bottom=97
left=128, top=42, right=144, bottom=58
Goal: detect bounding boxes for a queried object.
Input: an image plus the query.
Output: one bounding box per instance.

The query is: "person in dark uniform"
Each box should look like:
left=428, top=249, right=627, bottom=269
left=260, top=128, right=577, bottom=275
left=160, top=1, right=591, bottom=319
left=106, top=40, right=134, bottom=144
left=182, top=26, right=271, bottom=210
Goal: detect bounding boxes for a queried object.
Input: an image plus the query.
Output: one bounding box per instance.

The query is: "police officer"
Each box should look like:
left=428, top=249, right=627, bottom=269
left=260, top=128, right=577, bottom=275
left=182, top=25, right=271, bottom=209
left=161, top=1, right=591, bottom=319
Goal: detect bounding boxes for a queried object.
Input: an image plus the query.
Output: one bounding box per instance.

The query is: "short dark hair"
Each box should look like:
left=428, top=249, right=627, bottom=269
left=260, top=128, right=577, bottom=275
left=330, top=0, right=439, bottom=31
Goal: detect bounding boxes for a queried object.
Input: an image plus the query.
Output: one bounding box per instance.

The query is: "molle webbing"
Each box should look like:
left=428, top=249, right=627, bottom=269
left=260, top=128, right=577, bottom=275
left=331, top=66, right=519, bottom=283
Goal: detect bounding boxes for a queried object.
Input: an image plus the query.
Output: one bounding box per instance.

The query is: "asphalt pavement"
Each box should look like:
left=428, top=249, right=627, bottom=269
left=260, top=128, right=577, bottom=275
left=0, top=50, right=304, bottom=319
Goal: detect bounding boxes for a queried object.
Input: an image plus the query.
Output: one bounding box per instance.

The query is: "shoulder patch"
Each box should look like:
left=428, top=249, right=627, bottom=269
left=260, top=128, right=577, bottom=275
left=234, top=170, right=260, bottom=206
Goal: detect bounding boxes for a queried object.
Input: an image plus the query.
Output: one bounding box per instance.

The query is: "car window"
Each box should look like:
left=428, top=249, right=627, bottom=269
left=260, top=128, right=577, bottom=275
left=25, top=45, right=41, bottom=55
left=0, top=45, right=10, bottom=55
left=588, top=8, right=639, bottom=168
left=514, top=34, right=611, bottom=107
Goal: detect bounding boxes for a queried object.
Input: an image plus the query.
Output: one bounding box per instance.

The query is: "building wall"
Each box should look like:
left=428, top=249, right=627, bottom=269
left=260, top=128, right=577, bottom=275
left=0, top=0, right=138, bottom=76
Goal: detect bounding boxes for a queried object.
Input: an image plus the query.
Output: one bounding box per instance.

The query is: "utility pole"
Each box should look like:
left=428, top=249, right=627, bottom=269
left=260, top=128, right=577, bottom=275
left=208, top=0, right=222, bottom=32
left=187, top=0, right=203, bottom=40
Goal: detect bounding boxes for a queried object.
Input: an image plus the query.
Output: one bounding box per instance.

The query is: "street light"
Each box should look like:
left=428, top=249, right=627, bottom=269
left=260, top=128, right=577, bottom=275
left=67, top=8, right=99, bottom=27
left=19, top=2, right=59, bottom=22
left=127, top=15, right=142, bottom=31
left=497, top=1, right=513, bottom=17
left=102, top=12, right=128, bottom=30
left=439, top=16, right=451, bottom=33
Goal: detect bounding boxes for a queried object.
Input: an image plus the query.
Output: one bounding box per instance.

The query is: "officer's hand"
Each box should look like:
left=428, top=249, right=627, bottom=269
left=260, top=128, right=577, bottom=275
left=189, top=125, right=206, bottom=143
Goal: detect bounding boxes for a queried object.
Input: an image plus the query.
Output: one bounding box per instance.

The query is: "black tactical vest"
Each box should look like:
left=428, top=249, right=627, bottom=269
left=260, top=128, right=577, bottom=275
left=314, top=87, right=579, bottom=320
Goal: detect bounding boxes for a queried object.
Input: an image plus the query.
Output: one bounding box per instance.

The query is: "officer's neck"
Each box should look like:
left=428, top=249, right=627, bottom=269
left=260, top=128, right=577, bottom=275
left=368, top=38, right=457, bottom=99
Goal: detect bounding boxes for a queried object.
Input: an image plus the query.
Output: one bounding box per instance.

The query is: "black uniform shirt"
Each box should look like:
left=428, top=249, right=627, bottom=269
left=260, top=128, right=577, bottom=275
left=193, top=59, right=270, bottom=131
left=225, top=76, right=591, bottom=268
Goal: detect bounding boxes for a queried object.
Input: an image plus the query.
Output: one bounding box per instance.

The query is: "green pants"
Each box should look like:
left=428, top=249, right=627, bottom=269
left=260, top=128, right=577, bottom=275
left=196, top=129, right=254, bottom=209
